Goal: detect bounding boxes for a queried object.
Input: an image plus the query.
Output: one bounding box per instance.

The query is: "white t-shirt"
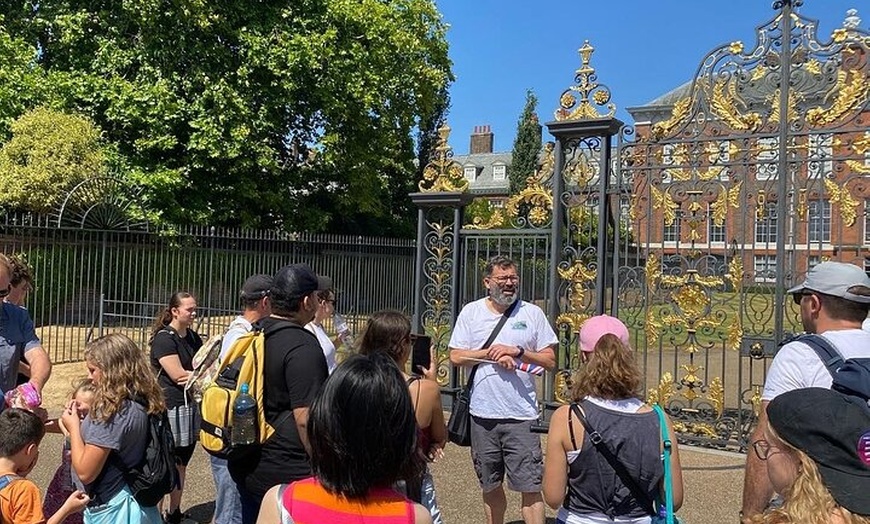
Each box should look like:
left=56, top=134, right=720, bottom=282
left=763, top=328, right=870, bottom=401
left=448, top=298, right=558, bottom=420
left=305, top=322, right=337, bottom=375
left=221, top=315, right=253, bottom=360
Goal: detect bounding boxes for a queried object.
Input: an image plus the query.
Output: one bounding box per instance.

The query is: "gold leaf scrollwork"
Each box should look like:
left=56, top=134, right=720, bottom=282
left=647, top=372, right=675, bottom=406
left=418, top=124, right=469, bottom=193
left=556, top=260, right=597, bottom=334
left=464, top=209, right=505, bottom=230
left=710, top=181, right=742, bottom=226
left=806, top=69, right=870, bottom=127
left=824, top=177, right=859, bottom=227
left=707, top=377, right=725, bottom=417
left=710, top=79, right=762, bottom=132
left=843, top=134, right=870, bottom=174
left=650, top=185, right=678, bottom=226
left=554, top=370, right=573, bottom=405
left=651, top=98, right=691, bottom=139
left=554, top=41, right=616, bottom=122
left=506, top=186, right=553, bottom=227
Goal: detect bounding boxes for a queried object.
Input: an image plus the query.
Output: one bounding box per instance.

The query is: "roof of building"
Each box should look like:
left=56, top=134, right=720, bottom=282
left=625, top=80, right=693, bottom=124
left=453, top=151, right=511, bottom=196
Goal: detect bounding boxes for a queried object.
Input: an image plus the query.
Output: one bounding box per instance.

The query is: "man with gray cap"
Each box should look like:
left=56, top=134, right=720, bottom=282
left=741, top=261, right=870, bottom=522
left=228, top=263, right=329, bottom=522
left=210, top=274, right=273, bottom=524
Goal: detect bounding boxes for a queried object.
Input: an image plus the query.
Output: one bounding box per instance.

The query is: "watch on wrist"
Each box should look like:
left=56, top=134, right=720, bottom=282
left=516, top=346, right=525, bottom=360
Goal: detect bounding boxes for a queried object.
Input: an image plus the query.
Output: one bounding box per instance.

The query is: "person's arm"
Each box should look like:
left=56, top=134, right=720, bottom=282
left=542, top=405, right=571, bottom=509
left=22, top=346, right=51, bottom=392
left=157, top=355, right=192, bottom=385
left=413, top=503, right=433, bottom=524
left=61, top=403, right=111, bottom=484
left=741, top=401, right=772, bottom=522
left=287, top=341, right=328, bottom=455
left=47, top=491, right=90, bottom=524
left=663, top=413, right=684, bottom=511
left=256, top=485, right=282, bottom=524
left=448, top=346, right=491, bottom=367
left=424, top=381, right=447, bottom=451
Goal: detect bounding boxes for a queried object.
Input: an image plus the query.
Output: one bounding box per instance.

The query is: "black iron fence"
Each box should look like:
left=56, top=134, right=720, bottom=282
left=0, top=213, right=416, bottom=363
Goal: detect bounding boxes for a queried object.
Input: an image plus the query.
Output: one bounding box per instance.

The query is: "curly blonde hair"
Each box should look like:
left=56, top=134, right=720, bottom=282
left=751, top=428, right=870, bottom=524
left=571, top=333, right=642, bottom=401
left=85, top=333, right=165, bottom=421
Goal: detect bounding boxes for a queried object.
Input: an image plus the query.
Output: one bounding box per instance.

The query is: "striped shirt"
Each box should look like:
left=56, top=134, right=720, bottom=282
left=278, top=477, right=415, bottom=524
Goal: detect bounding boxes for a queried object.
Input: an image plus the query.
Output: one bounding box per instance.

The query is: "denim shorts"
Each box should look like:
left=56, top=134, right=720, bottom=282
left=470, top=416, right=543, bottom=493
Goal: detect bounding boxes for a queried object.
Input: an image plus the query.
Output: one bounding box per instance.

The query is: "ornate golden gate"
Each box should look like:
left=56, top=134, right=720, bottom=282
left=410, top=4, right=869, bottom=451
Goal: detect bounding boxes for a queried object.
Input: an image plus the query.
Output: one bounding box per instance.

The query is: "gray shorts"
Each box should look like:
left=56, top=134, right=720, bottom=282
left=470, top=416, right=542, bottom=493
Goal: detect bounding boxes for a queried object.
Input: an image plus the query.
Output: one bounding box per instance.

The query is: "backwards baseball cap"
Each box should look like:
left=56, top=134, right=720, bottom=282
left=768, top=388, right=870, bottom=515
left=240, top=274, right=272, bottom=300
left=272, top=263, right=331, bottom=300
left=579, top=314, right=629, bottom=352
left=786, top=261, right=870, bottom=304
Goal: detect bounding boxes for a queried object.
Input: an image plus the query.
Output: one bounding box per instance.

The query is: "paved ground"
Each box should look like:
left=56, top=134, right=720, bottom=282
left=29, top=429, right=745, bottom=523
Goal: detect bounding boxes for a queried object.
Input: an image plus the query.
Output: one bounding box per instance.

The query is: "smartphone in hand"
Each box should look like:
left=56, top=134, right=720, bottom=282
left=411, top=334, right=432, bottom=375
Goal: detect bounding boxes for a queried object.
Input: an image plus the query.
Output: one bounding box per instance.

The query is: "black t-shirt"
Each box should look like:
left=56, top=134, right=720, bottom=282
left=228, top=317, right=328, bottom=499
left=149, top=327, right=203, bottom=408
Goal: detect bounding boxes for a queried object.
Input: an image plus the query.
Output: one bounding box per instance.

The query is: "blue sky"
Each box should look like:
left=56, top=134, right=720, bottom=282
left=436, top=1, right=863, bottom=154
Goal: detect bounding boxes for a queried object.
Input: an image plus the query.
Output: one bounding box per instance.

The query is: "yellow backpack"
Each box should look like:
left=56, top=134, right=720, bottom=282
left=199, top=326, right=282, bottom=459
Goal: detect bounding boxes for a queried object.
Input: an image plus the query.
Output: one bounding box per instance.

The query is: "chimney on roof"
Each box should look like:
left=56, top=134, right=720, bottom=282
left=470, top=125, right=494, bottom=155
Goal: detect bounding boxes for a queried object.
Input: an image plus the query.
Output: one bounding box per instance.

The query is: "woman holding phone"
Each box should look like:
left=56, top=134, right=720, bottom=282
left=358, top=310, right=446, bottom=524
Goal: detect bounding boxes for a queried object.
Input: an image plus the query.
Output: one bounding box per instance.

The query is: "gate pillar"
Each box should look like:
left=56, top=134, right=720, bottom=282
left=411, top=124, right=473, bottom=390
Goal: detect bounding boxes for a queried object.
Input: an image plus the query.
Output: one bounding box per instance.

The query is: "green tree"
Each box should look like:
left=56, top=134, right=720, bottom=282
left=509, top=90, right=541, bottom=195
left=0, top=107, right=108, bottom=213
left=0, top=1, right=452, bottom=233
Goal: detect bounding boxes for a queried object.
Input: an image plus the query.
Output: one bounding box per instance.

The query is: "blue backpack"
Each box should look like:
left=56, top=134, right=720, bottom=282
left=793, top=334, right=870, bottom=402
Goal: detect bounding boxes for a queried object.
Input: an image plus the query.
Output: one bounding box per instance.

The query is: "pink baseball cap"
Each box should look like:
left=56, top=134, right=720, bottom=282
left=579, top=315, right=629, bottom=352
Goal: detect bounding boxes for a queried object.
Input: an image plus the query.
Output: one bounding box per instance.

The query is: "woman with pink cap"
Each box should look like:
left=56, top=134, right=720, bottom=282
left=542, top=315, right=684, bottom=524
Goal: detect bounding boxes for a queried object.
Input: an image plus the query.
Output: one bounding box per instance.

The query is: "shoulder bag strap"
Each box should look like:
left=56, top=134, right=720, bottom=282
left=465, top=300, right=520, bottom=392
left=569, top=403, right=657, bottom=516
left=796, top=333, right=844, bottom=378
left=653, top=404, right=675, bottom=524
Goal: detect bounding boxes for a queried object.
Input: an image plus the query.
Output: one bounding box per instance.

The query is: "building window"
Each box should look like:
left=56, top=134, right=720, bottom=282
left=709, top=218, right=726, bottom=244
left=661, top=144, right=677, bottom=183
left=808, top=133, right=833, bottom=179
left=808, top=200, right=831, bottom=243
left=755, top=202, right=778, bottom=244
left=865, top=131, right=870, bottom=168
left=464, top=166, right=476, bottom=182
left=619, top=196, right=632, bottom=233
left=754, top=255, right=777, bottom=282
left=756, top=137, right=779, bottom=181
left=492, top=164, right=506, bottom=181
left=490, top=199, right=504, bottom=209
left=808, top=255, right=821, bottom=271
left=663, top=212, right=681, bottom=243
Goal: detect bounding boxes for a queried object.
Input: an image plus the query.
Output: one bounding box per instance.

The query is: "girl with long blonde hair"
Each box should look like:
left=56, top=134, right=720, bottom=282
left=752, top=388, right=870, bottom=524
left=61, top=333, right=165, bottom=523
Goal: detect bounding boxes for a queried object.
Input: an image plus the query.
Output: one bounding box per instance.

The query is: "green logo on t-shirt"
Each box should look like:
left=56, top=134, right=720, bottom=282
left=512, top=321, right=527, bottom=330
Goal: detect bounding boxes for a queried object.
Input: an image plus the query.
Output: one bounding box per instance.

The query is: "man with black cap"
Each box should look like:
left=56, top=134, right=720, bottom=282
left=742, top=261, right=870, bottom=523
left=211, top=274, right=272, bottom=524
left=228, top=263, right=329, bottom=522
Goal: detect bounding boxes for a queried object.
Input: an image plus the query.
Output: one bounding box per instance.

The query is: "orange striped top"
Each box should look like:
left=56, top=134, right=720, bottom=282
left=280, top=477, right=415, bottom=524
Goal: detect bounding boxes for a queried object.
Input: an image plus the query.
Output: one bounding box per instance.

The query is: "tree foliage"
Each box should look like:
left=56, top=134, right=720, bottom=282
left=509, top=90, right=541, bottom=195
left=0, top=1, right=452, bottom=233
left=0, top=107, right=108, bottom=213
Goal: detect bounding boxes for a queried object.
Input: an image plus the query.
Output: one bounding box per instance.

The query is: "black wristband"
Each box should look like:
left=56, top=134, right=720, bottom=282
left=516, top=346, right=525, bottom=360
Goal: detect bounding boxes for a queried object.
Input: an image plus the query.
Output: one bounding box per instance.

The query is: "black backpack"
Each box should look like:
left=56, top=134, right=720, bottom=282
left=120, top=407, right=178, bottom=506
left=793, top=334, right=870, bottom=402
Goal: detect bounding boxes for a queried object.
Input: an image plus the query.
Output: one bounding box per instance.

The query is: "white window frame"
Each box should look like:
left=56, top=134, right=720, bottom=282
left=663, top=211, right=681, bottom=243
left=492, top=164, right=506, bottom=181
left=464, top=166, right=477, bottom=182
left=807, top=200, right=831, bottom=243
left=490, top=199, right=505, bottom=209
left=808, top=255, right=822, bottom=271
left=865, top=131, right=870, bottom=168
left=708, top=205, right=726, bottom=244
left=755, top=202, right=778, bottom=244
left=756, top=137, right=779, bottom=181
left=754, top=255, right=777, bottom=283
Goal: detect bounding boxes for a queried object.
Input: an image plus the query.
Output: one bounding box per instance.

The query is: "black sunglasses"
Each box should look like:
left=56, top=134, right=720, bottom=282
left=792, top=291, right=814, bottom=305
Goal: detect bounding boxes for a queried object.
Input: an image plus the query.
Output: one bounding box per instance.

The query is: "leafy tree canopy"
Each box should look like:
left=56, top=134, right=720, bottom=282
left=0, top=107, right=108, bottom=213
left=0, top=1, right=452, bottom=234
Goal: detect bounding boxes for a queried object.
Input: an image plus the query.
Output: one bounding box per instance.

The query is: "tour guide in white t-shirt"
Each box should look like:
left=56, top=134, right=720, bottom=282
left=449, top=255, right=558, bottom=524
left=741, top=261, right=870, bottom=523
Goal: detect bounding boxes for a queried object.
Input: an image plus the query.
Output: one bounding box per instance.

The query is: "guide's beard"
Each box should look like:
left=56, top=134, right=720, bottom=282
left=490, top=285, right=518, bottom=307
